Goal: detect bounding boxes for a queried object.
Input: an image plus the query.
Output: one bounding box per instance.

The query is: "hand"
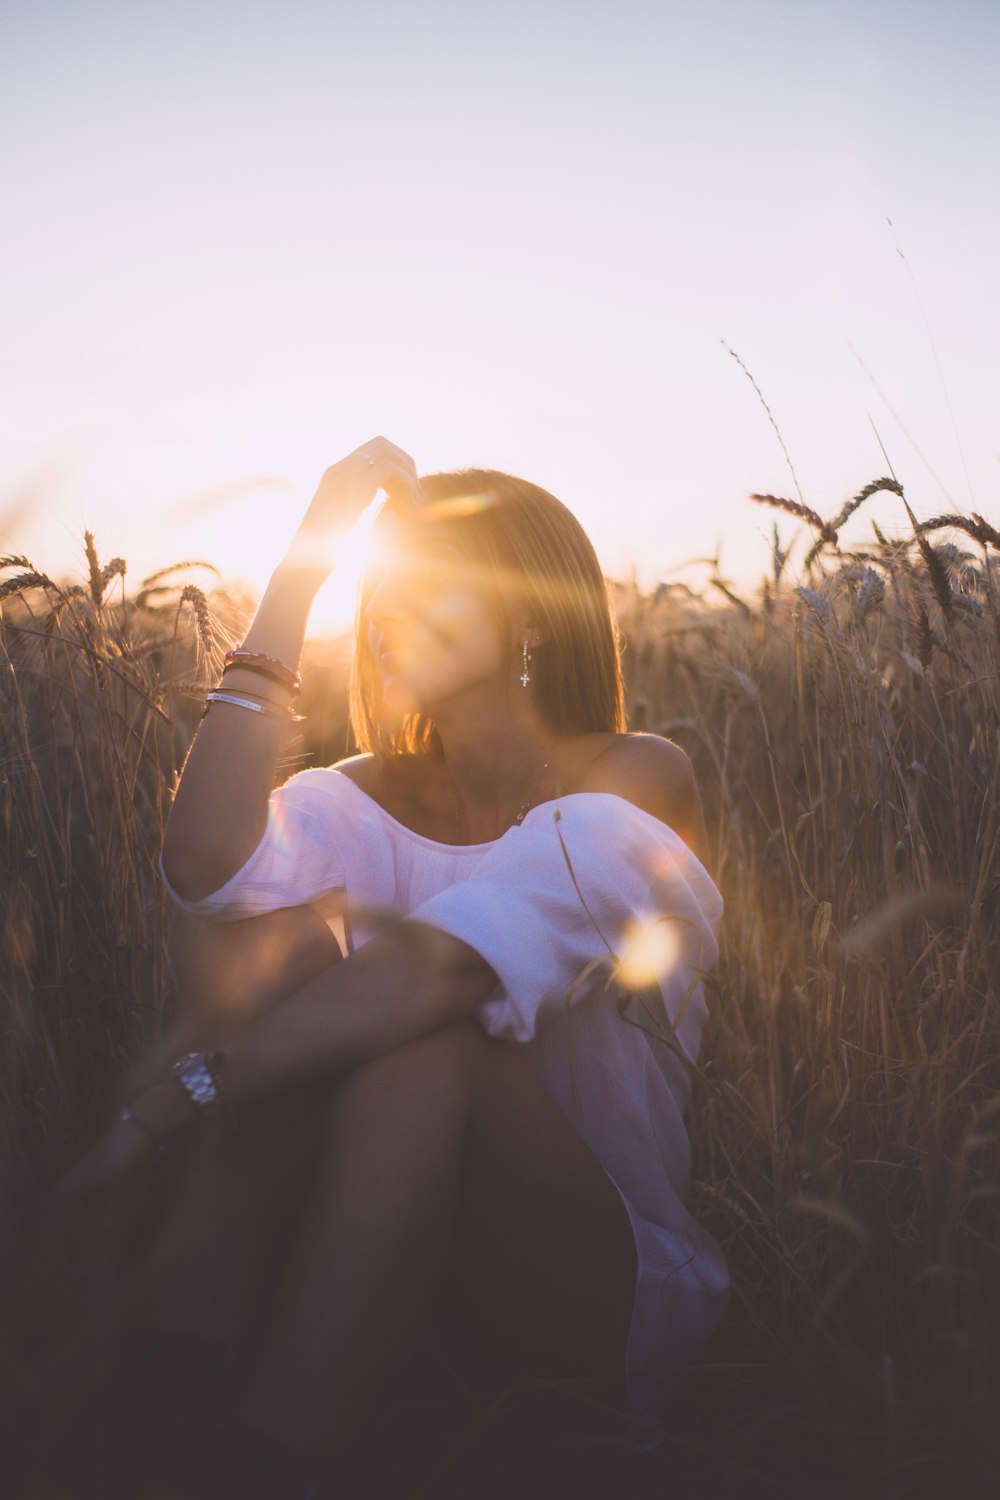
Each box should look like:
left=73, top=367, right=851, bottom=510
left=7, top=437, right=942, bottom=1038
left=37, top=1106, right=173, bottom=1310
left=281, top=435, right=420, bottom=585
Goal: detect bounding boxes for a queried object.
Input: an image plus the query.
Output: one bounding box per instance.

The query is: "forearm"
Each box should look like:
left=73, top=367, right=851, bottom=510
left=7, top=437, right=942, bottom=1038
left=160, top=561, right=323, bottom=899
left=223, top=920, right=499, bottom=1097
left=167, top=902, right=345, bottom=1028
left=131, top=922, right=500, bottom=1139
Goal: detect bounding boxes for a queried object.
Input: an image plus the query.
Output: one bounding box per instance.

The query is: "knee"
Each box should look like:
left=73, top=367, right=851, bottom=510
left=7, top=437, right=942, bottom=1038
left=329, top=1018, right=491, bottom=1115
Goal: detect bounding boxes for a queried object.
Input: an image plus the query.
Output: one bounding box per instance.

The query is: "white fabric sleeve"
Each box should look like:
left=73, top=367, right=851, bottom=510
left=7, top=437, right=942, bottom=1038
left=158, top=769, right=347, bottom=923
left=402, top=793, right=724, bottom=1050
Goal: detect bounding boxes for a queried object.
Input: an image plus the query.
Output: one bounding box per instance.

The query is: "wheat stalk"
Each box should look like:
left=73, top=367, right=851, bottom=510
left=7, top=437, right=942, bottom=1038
left=723, top=342, right=805, bottom=506
left=0, top=572, right=53, bottom=602
left=828, top=477, right=905, bottom=534
left=749, top=492, right=830, bottom=534
left=915, top=512, right=1000, bottom=551
left=176, top=584, right=215, bottom=659
left=84, top=530, right=105, bottom=608
left=141, top=560, right=223, bottom=587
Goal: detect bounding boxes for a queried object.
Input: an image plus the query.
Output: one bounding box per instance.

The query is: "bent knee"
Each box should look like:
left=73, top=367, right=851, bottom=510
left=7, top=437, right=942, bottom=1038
left=332, top=1017, right=498, bottom=1110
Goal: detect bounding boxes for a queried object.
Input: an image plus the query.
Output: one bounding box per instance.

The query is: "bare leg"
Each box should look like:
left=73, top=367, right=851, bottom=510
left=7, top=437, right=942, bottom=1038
left=133, top=1084, right=331, bottom=1343
left=131, top=902, right=346, bottom=1338
left=237, top=1019, right=637, bottom=1461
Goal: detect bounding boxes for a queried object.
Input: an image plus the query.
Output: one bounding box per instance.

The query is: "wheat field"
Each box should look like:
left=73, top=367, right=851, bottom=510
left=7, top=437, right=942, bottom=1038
left=2, top=482, right=998, bottom=1495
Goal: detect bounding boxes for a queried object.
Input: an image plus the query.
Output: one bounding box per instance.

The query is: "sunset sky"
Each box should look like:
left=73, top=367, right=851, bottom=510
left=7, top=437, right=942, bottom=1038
left=2, top=0, right=997, bottom=634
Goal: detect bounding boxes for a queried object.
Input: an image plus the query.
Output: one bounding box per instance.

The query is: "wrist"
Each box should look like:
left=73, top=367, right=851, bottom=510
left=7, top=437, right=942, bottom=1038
left=127, top=1078, right=200, bottom=1143
left=213, top=665, right=296, bottom=708
left=271, top=550, right=330, bottom=599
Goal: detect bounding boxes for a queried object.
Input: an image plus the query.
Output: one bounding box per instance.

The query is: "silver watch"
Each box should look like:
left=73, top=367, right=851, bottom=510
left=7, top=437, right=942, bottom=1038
left=172, top=1050, right=221, bottom=1110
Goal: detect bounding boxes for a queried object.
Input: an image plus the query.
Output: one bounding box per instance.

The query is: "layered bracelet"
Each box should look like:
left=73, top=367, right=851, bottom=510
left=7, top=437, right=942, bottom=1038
left=200, top=690, right=306, bottom=724
left=223, top=648, right=302, bottom=696
left=200, top=643, right=307, bottom=724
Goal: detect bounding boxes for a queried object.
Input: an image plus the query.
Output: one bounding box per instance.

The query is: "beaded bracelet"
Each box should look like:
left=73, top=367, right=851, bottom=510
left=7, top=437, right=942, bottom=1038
left=222, top=659, right=302, bottom=697
left=223, top=649, right=302, bottom=696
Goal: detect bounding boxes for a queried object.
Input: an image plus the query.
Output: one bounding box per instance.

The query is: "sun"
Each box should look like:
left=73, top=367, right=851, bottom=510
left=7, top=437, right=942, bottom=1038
left=305, top=492, right=386, bottom=638
left=303, top=486, right=497, bottom=637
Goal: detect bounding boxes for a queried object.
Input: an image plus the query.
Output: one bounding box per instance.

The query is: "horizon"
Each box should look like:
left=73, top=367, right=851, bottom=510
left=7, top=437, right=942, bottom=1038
left=2, top=0, right=997, bottom=636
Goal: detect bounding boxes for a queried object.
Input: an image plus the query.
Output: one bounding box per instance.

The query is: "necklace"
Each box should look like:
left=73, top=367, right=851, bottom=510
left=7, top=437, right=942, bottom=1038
left=450, top=741, right=555, bottom=844
left=513, top=751, right=552, bottom=826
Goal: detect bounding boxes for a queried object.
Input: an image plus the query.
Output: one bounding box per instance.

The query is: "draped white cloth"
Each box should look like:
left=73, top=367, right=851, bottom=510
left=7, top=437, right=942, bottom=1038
left=159, top=766, right=731, bottom=1412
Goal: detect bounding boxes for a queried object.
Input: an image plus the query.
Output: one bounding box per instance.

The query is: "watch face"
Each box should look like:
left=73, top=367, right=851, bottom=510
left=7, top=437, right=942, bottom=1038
left=173, top=1053, right=218, bottom=1105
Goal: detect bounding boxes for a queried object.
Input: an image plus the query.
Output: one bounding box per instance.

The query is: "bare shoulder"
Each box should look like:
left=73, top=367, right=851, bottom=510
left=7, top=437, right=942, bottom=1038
left=329, top=751, right=380, bottom=793
left=574, top=732, right=694, bottom=814
left=573, top=732, right=710, bottom=864
left=326, top=751, right=427, bottom=819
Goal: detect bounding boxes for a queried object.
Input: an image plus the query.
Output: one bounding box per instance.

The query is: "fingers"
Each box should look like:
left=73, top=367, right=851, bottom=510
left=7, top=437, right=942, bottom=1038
left=324, top=437, right=414, bottom=485
left=377, top=461, right=421, bottom=513
left=342, top=437, right=420, bottom=508
left=289, top=438, right=423, bottom=588
left=353, top=435, right=417, bottom=477
left=37, top=1187, right=142, bottom=1311
left=302, top=438, right=419, bottom=552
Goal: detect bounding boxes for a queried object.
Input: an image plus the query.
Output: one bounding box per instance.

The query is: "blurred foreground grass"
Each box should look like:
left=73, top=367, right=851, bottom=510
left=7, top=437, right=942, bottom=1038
left=2, top=480, right=999, bottom=1496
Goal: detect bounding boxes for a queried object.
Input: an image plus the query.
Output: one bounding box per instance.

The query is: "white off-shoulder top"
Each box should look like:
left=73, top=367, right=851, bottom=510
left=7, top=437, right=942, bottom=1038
left=158, top=765, right=731, bottom=1413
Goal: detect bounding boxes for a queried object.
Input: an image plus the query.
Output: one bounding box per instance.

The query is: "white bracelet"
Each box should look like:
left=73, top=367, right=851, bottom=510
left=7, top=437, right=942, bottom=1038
left=203, top=690, right=288, bottom=721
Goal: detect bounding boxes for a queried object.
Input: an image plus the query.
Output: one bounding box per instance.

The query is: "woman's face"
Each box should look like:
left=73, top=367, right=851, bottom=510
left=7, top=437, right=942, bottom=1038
left=363, top=515, right=509, bottom=715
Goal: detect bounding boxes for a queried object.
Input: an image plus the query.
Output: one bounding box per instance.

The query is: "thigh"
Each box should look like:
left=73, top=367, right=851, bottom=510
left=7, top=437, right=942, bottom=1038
left=441, top=1025, right=638, bottom=1382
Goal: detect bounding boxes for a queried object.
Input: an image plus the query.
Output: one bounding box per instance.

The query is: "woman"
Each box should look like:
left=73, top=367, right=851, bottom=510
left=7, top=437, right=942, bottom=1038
left=41, top=436, right=729, bottom=1495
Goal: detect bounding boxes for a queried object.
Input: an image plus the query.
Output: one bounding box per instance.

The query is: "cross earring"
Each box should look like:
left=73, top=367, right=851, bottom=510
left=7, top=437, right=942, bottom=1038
left=520, top=639, right=531, bottom=687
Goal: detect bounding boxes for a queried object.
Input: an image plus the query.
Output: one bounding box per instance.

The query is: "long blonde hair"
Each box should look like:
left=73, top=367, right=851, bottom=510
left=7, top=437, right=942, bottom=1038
left=349, top=467, right=627, bottom=761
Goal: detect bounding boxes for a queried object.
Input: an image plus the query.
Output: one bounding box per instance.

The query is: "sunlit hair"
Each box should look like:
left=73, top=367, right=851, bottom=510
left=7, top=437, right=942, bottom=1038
left=348, top=468, right=627, bottom=761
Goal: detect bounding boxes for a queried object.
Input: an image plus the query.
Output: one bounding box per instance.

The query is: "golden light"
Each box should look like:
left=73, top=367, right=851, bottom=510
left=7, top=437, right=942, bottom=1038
left=304, top=488, right=499, bottom=636
left=415, top=491, right=497, bottom=522
left=306, top=492, right=387, bottom=637
left=618, top=915, right=684, bottom=990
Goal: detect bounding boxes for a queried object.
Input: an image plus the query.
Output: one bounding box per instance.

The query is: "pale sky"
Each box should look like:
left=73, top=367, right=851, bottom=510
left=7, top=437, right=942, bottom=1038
left=2, top=0, right=997, bottom=634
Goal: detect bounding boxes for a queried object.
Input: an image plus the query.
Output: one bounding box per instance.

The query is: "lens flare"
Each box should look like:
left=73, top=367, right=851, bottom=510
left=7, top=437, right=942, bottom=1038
left=618, top=914, right=684, bottom=990
left=308, top=492, right=386, bottom=636
left=415, top=491, right=497, bottom=522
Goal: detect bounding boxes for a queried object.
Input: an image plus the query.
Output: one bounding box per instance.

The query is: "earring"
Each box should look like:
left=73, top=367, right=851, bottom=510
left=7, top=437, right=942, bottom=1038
left=520, top=639, right=531, bottom=687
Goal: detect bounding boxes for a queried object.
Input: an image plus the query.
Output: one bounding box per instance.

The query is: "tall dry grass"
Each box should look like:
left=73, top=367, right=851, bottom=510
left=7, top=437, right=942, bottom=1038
left=0, top=545, right=263, bottom=1234
left=2, top=483, right=999, bottom=1489
left=612, top=483, right=1000, bottom=1475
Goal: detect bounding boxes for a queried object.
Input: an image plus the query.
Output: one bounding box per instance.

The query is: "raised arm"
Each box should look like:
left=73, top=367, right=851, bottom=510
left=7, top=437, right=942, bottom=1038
left=161, top=438, right=419, bottom=901
left=160, top=561, right=322, bottom=900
